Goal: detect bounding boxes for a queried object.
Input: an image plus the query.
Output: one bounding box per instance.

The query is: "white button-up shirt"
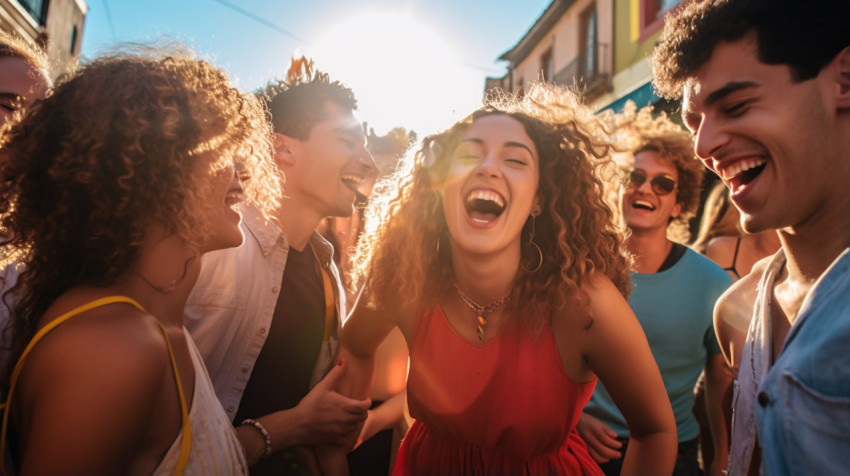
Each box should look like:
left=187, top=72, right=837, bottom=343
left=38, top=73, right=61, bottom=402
left=185, top=206, right=346, bottom=421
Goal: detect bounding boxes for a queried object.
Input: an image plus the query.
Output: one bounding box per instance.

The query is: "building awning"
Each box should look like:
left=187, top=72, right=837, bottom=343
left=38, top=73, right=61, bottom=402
left=598, top=82, right=660, bottom=113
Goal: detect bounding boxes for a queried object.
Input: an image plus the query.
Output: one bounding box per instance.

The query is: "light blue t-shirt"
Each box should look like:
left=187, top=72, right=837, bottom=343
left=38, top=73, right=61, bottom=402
left=584, top=247, right=731, bottom=441
left=756, top=247, right=850, bottom=475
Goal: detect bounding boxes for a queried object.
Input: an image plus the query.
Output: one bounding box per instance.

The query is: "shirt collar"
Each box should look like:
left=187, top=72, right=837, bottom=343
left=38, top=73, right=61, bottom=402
left=241, top=205, right=283, bottom=256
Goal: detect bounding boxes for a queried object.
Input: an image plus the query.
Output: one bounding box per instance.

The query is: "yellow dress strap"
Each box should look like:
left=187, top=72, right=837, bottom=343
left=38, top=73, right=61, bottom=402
left=0, top=295, right=191, bottom=476
left=310, top=245, right=337, bottom=342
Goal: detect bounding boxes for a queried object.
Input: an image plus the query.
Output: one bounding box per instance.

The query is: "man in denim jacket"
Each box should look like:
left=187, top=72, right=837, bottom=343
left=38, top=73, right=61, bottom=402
left=652, top=1, right=850, bottom=474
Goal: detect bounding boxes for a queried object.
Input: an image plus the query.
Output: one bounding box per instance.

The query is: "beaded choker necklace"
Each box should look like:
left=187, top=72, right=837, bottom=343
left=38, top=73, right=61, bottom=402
left=452, top=282, right=512, bottom=341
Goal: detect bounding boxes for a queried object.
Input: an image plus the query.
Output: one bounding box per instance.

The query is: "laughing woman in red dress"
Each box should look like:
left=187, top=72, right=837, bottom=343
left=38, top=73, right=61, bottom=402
left=328, top=83, right=676, bottom=475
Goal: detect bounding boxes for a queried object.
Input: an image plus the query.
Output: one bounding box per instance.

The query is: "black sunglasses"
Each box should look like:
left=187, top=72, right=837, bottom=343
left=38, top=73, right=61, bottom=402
left=623, top=169, right=677, bottom=196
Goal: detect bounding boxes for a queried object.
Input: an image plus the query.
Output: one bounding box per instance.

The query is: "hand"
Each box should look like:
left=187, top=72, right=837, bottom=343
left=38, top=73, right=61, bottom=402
left=294, top=360, right=371, bottom=446
left=576, top=412, right=623, bottom=464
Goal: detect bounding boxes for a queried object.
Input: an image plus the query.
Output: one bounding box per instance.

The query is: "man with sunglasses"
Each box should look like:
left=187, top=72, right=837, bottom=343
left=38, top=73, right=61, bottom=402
left=652, top=1, right=850, bottom=474
left=577, top=104, right=732, bottom=476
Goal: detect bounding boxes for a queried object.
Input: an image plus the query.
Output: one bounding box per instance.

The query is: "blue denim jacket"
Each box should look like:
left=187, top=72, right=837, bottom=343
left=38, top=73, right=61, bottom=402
left=755, top=248, right=850, bottom=475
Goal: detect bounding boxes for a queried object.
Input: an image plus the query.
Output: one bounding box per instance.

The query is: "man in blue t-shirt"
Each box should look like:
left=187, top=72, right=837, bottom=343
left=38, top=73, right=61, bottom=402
left=577, top=105, right=731, bottom=476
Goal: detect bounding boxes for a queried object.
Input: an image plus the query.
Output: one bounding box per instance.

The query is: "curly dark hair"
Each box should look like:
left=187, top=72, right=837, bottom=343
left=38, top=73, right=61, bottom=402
left=0, top=49, right=280, bottom=368
left=259, top=56, right=357, bottom=139
left=607, top=102, right=703, bottom=242
left=652, top=0, right=850, bottom=99
left=353, top=82, right=630, bottom=334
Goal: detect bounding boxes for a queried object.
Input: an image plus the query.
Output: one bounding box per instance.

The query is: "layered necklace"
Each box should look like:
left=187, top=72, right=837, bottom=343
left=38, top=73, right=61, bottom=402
left=452, top=282, right=512, bottom=341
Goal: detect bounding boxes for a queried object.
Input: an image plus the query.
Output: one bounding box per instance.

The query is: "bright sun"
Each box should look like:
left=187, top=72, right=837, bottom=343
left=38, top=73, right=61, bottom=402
left=310, top=11, right=482, bottom=137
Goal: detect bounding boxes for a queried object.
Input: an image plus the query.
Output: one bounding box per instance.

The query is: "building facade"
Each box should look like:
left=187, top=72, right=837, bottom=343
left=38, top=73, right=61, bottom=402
left=1, top=0, right=88, bottom=79
left=487, top=0, right=682, bottom=114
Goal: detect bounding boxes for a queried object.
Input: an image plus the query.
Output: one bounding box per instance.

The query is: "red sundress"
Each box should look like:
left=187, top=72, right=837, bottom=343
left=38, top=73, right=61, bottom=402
left=394, top=306, right=603, bottom=475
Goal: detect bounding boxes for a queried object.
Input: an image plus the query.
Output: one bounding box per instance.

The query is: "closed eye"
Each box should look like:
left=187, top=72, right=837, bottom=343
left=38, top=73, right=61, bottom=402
left=724, top=100, right=750, bottom=116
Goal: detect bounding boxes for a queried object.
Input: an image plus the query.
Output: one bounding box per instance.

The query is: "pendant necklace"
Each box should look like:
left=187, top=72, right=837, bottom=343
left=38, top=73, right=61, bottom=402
left=452, top=282, right=512, bottom=341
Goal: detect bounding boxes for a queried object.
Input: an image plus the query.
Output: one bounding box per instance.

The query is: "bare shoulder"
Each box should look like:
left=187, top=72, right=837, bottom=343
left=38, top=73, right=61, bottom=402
left=717, top=255, right=770, bottom=309
left=580, top=271, right=630, bottom=320
left=704, top=235, right=738, bottom=264
left=21, top=296, right=170, bottom=412
left=551, top=272, right=635, bottom=371
left=14, top=295, right=177, bottom=473
left=550, top=272, right=622, bottom=331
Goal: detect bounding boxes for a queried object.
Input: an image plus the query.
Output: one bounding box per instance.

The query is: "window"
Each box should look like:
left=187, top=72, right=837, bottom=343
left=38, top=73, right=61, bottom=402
left=70, top=25, right=78, bottom=55
left=16, top=0, right=49, bottom=26
left=540, top=48, right=553, bottom=82
left=579, top=5, right=598, bottom=80
left=639, top=0, right=681, bottom=41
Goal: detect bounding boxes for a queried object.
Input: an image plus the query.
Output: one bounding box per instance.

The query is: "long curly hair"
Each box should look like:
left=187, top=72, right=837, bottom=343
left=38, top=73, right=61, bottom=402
left=607, top=101, right=703, bottom=243
left=353, top=82, right=629, bottom=333
left=0, top=49, right=280, bottom=366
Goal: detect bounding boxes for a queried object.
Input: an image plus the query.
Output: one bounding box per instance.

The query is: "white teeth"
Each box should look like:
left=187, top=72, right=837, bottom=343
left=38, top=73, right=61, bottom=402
left=341, top=173, right=364, bottom=184
left=633, top=199, right=655, bottom=210
left=466, top=189, right=505, bottom=208
left=722, top=159, right=766, bottom=180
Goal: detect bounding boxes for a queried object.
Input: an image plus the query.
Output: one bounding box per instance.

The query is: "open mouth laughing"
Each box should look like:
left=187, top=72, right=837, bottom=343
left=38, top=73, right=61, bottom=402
left=721, top=158, right=766, bottom=193
left=341, top=173, right=366, bottom=193
left=632, top=199, right=656, bottom=211
left=464, top=189, right=506, bottom=224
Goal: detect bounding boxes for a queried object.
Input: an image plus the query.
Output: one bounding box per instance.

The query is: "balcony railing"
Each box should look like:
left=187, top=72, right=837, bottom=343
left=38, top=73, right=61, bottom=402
left=553, top=42, right=611, bottom=100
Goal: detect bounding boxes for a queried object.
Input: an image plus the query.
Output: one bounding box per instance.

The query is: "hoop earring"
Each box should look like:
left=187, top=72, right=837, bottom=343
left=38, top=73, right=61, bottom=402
left=521, top=215, right=543, bottom=273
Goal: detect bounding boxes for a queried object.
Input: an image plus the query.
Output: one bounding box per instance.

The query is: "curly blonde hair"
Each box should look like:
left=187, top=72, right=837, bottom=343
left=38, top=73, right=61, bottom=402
left=353, top=82, right=629, bottom=333
left=607, top=101, right=703, bottom=243
left=0, top=30, right=50, bottom=79
left=0, top=49, right=280, bottom=363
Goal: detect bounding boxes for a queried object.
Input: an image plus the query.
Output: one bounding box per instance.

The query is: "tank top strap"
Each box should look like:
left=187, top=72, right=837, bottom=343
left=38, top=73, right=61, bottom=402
left=722, top=236, right=744, bottom=280
left=0, top=295, right=191, bottom=476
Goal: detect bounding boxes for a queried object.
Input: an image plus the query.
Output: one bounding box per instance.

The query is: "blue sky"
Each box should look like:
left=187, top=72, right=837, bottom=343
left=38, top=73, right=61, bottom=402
left=81, top=0, right=551, bottom=136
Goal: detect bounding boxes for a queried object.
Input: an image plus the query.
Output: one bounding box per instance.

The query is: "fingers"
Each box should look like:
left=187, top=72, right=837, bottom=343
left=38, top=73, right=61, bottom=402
left=587, top=445, right=612, bottom=464
left=577, top=412, right=623, bottom=464
left=600, top=426, right=621, bottom=445
left=316, top=359, right=346, bottom=390
left=347, top=397, right=372, bottom=414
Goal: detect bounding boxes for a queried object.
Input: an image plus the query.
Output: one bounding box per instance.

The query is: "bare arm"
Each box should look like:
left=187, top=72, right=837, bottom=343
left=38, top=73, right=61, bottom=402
left=579, top=274, right=677, bottom=476
left=704, top=352, right=733, bottom=476
left=315, top=292, right=401, bottom=475
left=355, top=389, right=407, bottom=449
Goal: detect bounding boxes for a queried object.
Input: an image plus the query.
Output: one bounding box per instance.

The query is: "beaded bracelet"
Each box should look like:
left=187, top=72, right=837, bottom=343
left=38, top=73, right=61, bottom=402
left=240, top=418, right=272, bottom=458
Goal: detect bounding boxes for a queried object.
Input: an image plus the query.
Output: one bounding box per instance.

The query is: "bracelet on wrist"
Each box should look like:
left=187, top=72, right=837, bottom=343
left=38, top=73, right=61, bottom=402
left=240, top=418, right=272, bottom=458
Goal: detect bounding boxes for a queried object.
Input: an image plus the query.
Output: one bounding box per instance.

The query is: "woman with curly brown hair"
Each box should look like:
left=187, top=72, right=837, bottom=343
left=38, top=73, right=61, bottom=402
left=325, top=83, right=677, bottom=474
left=0, top=50, right=280, bottom=474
